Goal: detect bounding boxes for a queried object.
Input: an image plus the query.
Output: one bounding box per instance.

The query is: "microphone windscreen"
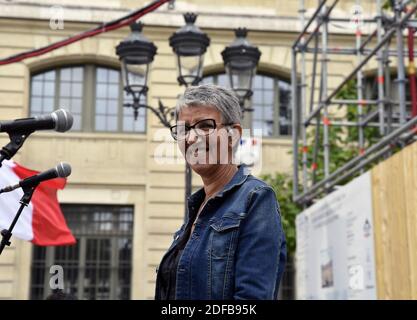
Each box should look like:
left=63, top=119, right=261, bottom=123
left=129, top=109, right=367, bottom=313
left=53, top=109, right=73, bottom=132
left=56, top=162, right=72, bottom=178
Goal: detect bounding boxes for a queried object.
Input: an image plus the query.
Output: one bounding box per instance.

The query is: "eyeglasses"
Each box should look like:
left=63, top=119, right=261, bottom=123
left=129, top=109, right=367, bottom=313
left=170, top=118, right=232, bottom=141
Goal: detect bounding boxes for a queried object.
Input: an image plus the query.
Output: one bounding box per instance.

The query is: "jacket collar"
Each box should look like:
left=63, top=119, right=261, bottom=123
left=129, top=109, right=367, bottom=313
left=187, top=164, right=250, bottom=208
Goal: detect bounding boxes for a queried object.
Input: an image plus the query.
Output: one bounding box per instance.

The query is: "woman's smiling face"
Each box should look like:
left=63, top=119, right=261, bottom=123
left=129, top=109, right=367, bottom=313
left=177, top=105, right=237, bottom=175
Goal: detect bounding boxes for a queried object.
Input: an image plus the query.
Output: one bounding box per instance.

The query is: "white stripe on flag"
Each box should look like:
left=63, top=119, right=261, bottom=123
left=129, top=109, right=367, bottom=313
left=0, top=160, right=34, bottom=241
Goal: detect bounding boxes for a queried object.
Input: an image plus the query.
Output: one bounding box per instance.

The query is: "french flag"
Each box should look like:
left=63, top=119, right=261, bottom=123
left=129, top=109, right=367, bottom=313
left=0, top=160, right=75, bottom=246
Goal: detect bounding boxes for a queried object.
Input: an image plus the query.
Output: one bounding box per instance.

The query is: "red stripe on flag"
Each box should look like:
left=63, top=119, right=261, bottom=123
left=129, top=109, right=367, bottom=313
left=31, top=181, right=76, bottom=246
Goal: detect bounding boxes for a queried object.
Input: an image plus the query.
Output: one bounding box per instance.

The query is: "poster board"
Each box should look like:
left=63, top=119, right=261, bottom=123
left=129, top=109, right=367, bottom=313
left=296, top=172, right=377, bottom=299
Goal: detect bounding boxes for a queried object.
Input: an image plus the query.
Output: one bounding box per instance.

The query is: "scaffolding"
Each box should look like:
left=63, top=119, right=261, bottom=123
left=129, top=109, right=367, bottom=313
left=292, top=0, right=417, bottom=205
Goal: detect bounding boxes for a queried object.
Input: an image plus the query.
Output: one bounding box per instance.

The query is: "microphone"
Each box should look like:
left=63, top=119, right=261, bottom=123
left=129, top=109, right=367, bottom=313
left=0, top=109, right=73, bottom=134
left=0, top=162, right=71, bottom=194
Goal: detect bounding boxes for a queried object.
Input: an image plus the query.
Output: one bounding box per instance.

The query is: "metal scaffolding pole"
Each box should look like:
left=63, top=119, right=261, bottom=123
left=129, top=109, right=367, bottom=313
left=305, top=47, right=417, bottom=57
left=366, top=48, right=417, bottom=57
left=291, top=49, right=299, bottom=201
left=314, top=120, right=402, bottom=128
left=321, top=4, right=330, bottom=181
left=362, top=109, right=380, bottom=126
left=382, top=33, right=394, bottom=134
left=312, top=66, right=325, bottom=185
left=310, top=32, right=321, bottom=186
left=300, top=0, right=308, bottom=194
left=309, top=34, right=320, bottom=113
left=331, top=99, right=378, bottom=105
left=394, top=0, right=408, bottom=125
left=356, top=0, right=365, bottom=155
left=359, top=29, right=377, bottom=53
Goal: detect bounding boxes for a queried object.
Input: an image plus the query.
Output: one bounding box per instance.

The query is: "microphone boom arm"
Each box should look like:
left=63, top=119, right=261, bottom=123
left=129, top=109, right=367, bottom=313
left=0, top=131, right=33, bottom=167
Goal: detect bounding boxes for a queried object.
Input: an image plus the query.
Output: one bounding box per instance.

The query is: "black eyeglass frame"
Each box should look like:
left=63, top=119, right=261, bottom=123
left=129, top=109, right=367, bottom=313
left=170, top=118, right=234, bottom=141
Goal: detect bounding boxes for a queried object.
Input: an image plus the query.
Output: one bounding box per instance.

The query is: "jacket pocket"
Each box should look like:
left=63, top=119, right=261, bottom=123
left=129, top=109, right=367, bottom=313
left=209, top=216, right=241, bottom=259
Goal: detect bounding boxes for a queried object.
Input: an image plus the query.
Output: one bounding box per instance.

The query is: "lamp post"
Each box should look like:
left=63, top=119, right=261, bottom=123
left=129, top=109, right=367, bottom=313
left=169, top=13, right=211, bottom=204
left=221, top=28, right=261, bottom=112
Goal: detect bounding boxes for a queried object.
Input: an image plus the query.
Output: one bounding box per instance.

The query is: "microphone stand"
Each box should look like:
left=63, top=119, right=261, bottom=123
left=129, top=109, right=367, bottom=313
left=0, top=184, right=37, bottom=255
left=0, top=131, right=32, bottom=167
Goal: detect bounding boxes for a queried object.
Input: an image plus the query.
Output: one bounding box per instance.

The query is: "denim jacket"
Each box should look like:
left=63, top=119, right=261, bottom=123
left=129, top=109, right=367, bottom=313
left=155, top=165, right=287, bottom=300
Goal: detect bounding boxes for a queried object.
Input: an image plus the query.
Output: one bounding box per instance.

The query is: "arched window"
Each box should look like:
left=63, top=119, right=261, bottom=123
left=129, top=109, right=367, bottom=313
left=29, top=65, right=146, bottom=133
left=202, top=73, right=292, bottom=137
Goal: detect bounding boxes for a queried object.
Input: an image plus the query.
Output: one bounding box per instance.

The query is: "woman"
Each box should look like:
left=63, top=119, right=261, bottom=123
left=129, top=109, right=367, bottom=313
left=155, top=84, right=287, bottom=300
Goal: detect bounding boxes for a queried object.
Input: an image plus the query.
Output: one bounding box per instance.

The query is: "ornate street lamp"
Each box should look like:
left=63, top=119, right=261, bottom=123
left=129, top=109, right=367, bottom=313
left=116, top=22, right=155, bottom=120
left=116, top=22, right=175, bottom=126
left=221, top=28, right=261, bottom=109
left=169, top=13, right=210, bottom=87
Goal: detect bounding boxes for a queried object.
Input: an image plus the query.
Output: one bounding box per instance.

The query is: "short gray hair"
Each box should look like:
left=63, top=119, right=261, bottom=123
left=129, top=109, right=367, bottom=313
left=176, top=84, right=242, bottom=124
